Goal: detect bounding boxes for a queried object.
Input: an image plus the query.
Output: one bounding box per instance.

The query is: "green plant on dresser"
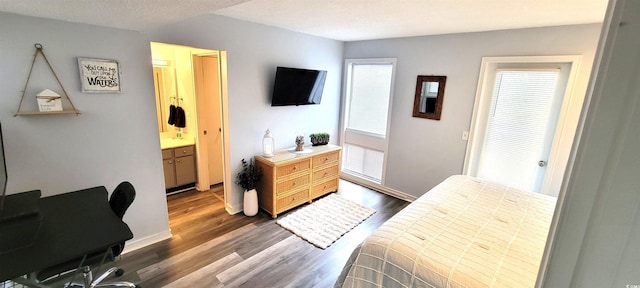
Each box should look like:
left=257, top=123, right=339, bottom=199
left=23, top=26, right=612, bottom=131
left=309, top=133, right=330, bottom=146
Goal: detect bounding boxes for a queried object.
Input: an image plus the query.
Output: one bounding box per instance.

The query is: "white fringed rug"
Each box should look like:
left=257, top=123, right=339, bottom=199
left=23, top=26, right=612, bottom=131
left=276, top=193, right=376, bottom=249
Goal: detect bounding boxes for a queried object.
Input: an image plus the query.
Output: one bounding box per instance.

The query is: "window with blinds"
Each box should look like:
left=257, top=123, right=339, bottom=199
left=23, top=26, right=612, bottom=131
left=476, top=69, right=561, bottom=192
left=341, top=59, right=396, bottom=185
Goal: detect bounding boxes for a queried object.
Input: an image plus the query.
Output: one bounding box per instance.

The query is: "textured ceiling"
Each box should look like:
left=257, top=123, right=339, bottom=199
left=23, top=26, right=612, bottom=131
left=0, top=0, right=609, bottom=41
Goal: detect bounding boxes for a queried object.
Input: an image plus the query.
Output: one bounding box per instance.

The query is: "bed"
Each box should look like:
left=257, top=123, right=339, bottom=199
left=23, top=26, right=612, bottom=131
left=334, top=175, right=556, bottom=288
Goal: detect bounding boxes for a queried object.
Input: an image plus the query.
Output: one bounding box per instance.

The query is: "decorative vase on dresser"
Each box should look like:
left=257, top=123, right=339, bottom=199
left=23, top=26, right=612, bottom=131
left=254, top=144, right=342, bottom=218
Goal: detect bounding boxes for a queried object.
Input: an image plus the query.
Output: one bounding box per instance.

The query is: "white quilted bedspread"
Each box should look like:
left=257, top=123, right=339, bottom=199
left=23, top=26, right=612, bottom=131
left=335, top=175, right=556, bottom=288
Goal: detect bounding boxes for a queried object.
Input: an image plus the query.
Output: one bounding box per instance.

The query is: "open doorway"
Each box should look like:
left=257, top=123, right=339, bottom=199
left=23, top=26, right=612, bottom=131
left=150, top=42, right=231, bottom=216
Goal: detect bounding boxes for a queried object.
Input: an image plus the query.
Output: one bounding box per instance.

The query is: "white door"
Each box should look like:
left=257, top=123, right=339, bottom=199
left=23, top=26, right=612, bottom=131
left=464, top=56, right=583, bottom=196
left=194, top=54, right=224, bottom=187
left=478, top=69, right=563, bottom=192
left=201, top=56, right=224, bottom=185
left=340, top=59, right=396, bottom=186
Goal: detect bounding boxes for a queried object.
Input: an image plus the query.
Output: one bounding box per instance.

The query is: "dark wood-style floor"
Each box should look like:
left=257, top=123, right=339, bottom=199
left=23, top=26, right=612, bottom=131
left=52, top=180, right=408, bottom=288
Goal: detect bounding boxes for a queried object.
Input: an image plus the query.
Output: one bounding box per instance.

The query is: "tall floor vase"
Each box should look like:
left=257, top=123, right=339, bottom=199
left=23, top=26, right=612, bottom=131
left=244, top=189, right=259, bottom=216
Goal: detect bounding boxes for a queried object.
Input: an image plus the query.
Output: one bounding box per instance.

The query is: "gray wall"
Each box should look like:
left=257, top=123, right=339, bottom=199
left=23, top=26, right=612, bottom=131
left=0, top=12, right=344, bottom=247
left=344, top=24, right=602, bottom=198
left=0, top=12, right=170, bottom=246
left=144, top=15, right=344, bottom=211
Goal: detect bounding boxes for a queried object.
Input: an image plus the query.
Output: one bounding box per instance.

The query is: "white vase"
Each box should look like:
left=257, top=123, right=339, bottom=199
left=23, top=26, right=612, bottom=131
left=244, top=188, right=259, bottom=216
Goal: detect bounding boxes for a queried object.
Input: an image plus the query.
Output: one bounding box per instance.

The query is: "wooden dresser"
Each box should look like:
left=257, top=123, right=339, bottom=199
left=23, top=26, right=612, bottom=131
left=254, top=144, right=342, bottom=218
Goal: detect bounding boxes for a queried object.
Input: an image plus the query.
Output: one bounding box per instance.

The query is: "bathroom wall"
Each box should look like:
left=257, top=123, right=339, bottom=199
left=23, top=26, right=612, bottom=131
left=151, top=42, right=198, bottom=138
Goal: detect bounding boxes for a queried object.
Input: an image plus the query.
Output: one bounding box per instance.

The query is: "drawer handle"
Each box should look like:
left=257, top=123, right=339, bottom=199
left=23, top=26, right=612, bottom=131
left=292, top=166, right=297, bottom=170
left=291, top=182, right=296, bottom=186
left=324, top=158, right=329, bottom=162
left=323, top=172, right=328, bottom=177
left=176, top=159, right=181, bottom=163
left=292, top=197, right=297, bottom=201
left=168, top=161, right=173, bottom=164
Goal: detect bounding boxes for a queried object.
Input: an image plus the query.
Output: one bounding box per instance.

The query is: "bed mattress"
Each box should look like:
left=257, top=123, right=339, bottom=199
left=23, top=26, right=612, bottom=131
left=334, top=175, right=556, bottom=288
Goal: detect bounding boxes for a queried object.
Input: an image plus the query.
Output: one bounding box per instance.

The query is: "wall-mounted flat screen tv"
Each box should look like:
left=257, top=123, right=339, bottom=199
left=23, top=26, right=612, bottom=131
left=0, top=122, right=6, bottom=211
left=271, top=66, right=327, bottom=106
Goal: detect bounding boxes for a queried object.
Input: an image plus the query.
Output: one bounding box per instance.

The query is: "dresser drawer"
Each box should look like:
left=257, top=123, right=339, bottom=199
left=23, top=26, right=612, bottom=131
left=276, top=174, right=310, bottom=196
left=174, top=146, right=194, bottom=157
left=276, top=159, right=310, bottom=178
left=276, top=190, right=309, bottom=213
left=162, top=149, right=173, bottom=160
left=312, top=151, right=339, bottom=167
left=312, top=178, right=339, bottom=199
left=313, top=165, right=339, bottom=183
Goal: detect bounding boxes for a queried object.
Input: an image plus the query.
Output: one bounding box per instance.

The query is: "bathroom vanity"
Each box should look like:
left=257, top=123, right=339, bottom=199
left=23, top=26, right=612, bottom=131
left=161, top=137, right=197, bottom=191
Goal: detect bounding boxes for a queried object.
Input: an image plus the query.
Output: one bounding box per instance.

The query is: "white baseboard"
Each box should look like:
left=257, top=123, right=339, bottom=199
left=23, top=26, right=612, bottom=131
left=121, top=230, right=172, bottom=255
left=225, top=202, right=242, bottom=215
left=376, top=185, right=417, bottom=202
left=340, top=175, right=417, bottom=202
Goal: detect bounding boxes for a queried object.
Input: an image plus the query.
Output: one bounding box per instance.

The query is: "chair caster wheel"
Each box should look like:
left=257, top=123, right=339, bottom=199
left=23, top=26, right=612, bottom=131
left=115, top=268, right=125, bottom=277
left=135, top=285, right=142, bottom=288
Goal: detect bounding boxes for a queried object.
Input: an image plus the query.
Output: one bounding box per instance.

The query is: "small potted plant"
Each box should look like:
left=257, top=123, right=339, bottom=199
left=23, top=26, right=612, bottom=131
left=310, top=133, right=330, bottom=146
left=235, top=158, right=263, bottom=216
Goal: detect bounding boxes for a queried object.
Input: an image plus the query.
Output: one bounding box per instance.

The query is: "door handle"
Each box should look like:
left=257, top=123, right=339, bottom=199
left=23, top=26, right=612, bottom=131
left=538, top=160, right=547, bottom=167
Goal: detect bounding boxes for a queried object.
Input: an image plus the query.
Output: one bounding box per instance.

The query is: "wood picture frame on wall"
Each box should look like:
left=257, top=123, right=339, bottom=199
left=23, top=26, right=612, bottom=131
left=77, top=57, right=121, bottom=93
left=413, top=75, right=446, bottom=120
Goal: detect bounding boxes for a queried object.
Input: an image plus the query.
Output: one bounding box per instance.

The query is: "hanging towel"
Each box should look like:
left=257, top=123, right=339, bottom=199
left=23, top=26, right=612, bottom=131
left=167, top=104, right=177, bottom=125
left=175, top=106, right=186, bottom=128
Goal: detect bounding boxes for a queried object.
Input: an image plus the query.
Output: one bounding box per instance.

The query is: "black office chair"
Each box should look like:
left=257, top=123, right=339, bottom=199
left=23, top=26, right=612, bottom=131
left=35, top=181, right=139, bottom=288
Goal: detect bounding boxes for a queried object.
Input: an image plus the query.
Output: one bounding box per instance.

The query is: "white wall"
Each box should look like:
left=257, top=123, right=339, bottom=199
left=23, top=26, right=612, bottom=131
left=344, top=24, right=602, bottom=198
left=144, top=15, right=344, bottom=211
left=0, top=12, right=170, bottom=247
left=543, top=0, right=640, bottom=286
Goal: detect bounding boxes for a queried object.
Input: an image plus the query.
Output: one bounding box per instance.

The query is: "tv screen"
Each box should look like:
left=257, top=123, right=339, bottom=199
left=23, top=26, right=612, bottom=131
left=271, top=67, right=327, bottom=106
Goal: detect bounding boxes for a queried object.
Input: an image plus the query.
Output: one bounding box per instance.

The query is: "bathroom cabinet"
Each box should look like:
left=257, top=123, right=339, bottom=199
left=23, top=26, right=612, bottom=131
left=162, top=145, right=197, bottom=190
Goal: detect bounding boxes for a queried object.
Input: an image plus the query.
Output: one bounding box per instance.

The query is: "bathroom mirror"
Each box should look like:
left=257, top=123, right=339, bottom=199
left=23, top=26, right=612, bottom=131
left=413, top=75, right=446, bottom=120
left=153, top=66, right=177, bottom=133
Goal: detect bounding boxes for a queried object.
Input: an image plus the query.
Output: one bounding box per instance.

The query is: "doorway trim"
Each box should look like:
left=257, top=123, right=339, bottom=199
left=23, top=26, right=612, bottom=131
left=219, top=51, right=233, bottom=214
left=152, top=42, right=231, bottom=214
left=463, top=55, right=583, bottom=197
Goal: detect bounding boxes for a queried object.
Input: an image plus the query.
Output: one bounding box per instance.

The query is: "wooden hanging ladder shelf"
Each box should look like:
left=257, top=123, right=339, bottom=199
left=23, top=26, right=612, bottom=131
left=15, top=43, right=81, bottom=116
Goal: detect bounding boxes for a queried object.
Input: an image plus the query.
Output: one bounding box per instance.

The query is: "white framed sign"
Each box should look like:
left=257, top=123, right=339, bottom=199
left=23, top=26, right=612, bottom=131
left=77, top=57, right=121, bottom=93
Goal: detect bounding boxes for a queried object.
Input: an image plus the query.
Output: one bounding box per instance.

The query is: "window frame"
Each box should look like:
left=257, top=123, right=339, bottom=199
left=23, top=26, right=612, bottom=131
left=339, top=58, right=397, bottom=186
left=463, top=55, right=583, bottom=197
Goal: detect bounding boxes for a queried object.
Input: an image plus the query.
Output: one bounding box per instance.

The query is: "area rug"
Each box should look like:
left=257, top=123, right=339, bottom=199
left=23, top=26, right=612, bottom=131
left=276, top=193, right=376, bottom=249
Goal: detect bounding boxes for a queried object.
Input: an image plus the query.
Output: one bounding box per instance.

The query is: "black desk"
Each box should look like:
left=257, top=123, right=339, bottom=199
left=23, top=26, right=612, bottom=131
left=0, top=186, right=133, bottom=282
